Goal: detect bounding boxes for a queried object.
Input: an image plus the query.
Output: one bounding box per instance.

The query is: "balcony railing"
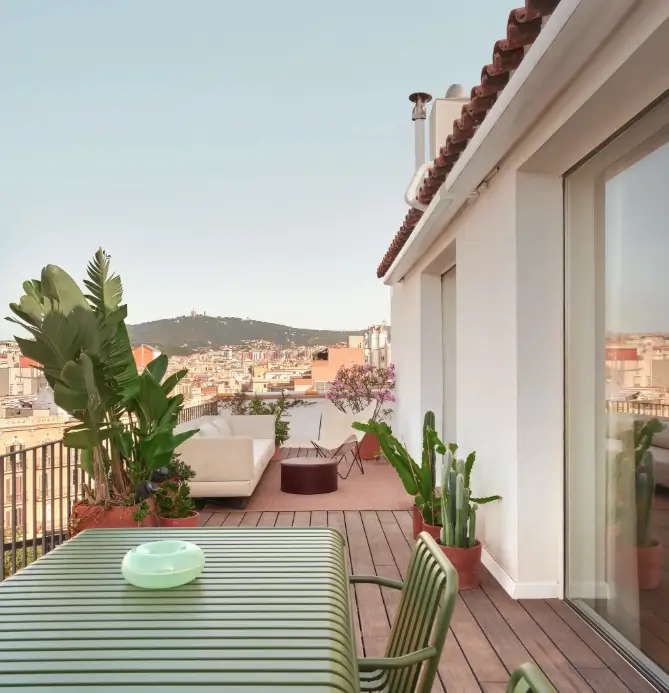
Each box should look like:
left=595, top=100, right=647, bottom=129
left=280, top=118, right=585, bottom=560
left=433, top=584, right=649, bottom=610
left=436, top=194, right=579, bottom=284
left=606, top=400, right=669, bottom=418
left=2, top=400, right=218, bottom=580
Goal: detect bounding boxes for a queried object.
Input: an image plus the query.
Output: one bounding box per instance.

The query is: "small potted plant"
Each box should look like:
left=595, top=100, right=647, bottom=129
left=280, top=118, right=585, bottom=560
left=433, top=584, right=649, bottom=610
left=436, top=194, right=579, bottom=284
left=436, top=449, right=501, bottom=590
left=328, top=363, right=395, bottom=460
left=155, top=455, right=199, bottom=527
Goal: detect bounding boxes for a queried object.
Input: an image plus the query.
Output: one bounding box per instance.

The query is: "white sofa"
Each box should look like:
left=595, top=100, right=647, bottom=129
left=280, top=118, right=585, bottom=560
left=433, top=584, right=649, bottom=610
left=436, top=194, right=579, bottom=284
left=174, top=414, right=275, bottom=499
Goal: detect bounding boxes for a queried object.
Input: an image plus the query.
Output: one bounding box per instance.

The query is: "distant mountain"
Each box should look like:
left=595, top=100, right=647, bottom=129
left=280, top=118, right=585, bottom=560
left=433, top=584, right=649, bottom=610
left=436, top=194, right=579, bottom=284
left=127, top=315, right=365, bottom=355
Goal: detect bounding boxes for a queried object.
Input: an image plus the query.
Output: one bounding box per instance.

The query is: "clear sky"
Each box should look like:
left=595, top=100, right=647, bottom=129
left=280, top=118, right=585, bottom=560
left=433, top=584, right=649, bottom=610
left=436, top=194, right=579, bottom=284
left=606, top=140, right=669, bottom=333
left=1, top=0, right=511, bottom=337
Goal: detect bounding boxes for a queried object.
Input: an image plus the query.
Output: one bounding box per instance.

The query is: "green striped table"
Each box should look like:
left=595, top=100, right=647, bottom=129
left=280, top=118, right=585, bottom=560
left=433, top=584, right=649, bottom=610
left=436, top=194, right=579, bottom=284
left=0, top=527, right=360, bottom=692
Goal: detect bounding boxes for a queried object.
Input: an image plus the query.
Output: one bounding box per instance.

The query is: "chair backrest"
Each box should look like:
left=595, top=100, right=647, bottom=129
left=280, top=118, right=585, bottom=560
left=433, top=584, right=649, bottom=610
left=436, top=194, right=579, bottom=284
left=506, top=663, right=557, bottom=693
left=351, top=401, right=378, bottom=442
left=385, top=532, right=458, bottom=693
left=319, top=405, right=357, bottom=449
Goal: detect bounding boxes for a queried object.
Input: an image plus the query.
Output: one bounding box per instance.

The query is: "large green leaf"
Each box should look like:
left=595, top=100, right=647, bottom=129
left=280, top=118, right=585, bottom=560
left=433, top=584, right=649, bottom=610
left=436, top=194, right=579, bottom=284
left=12, top=336, right=53, bottom=371
left=63, top=427, right=98, bottom=449
left=135, top=374, right=170, bottom=425
left=53, top=380, right=88, bottom=413
left=40, top=264, right=90, bottom=314
left=162, top=369, right=187, bottom=395
left=14, top=294, right=43, bottom=327
left=145, top=354, right=168, bottom=383
left=354, top=419, right=420, bottom=496
left=79, top=448, right=95, bottom=477
left=157, top=395, right=184, bottom=428
left=83, top=248, right=123, bottom=315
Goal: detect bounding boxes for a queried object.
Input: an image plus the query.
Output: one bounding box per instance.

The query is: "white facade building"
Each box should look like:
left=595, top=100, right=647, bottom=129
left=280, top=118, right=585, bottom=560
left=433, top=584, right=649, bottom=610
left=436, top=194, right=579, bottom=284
left=380, top=1, right=669, bottom=685
left=363, top=325, right=391, bottom=369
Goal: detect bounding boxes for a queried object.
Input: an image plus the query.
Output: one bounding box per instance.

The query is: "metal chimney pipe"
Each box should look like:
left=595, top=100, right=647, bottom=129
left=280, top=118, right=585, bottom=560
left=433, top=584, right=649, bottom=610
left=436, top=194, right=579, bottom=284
left=409, top=92, right=432, bottom=171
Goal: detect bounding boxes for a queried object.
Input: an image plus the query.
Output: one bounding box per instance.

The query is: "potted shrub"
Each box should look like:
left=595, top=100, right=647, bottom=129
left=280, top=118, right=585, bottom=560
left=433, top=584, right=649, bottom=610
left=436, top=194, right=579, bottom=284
left=436, top=449, right=501, bottom=590
left=614, top=418, right=665, bottom=590
left=327, top=363, right=395, bottom=459
left=7, top=249, right=198, bottom=534
left=219, top=391, right=312, bottom=461
left=353, top=411, right=439, bottom=538
left=156, top=455, right=199, bottom=527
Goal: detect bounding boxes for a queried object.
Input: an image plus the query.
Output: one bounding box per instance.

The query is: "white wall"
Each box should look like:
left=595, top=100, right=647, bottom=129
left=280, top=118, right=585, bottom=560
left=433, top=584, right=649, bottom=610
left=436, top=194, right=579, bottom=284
left=455, top=172, right=520, bottom=581
left=390, top=282, right=422, bottom=458
left=389, top=2, right=669, bottom=598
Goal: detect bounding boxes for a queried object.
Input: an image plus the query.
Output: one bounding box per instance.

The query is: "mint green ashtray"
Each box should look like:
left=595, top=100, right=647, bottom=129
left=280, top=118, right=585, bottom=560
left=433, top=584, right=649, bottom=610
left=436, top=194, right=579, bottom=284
left=121, top=540, right=205, bottom=589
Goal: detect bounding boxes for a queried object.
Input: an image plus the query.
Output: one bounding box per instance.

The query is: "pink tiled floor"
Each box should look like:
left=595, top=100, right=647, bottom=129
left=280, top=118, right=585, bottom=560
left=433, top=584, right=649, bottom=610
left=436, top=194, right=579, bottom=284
left=237, top=449, right=410, bottom=512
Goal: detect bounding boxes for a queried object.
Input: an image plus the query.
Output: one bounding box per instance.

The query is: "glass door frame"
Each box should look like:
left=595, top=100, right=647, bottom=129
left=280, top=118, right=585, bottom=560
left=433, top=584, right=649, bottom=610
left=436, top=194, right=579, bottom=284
left=564, top=96, right=669, bottom=690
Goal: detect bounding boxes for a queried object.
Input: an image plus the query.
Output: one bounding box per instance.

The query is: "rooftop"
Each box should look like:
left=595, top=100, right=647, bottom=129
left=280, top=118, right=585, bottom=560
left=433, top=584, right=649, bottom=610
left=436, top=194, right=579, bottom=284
left=376, top=0, right=562, bottom=279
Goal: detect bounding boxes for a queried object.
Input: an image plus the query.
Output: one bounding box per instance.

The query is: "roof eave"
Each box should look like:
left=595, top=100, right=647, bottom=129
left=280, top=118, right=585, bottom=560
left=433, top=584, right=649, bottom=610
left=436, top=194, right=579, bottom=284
left=381, top=0, right=635, bottom=285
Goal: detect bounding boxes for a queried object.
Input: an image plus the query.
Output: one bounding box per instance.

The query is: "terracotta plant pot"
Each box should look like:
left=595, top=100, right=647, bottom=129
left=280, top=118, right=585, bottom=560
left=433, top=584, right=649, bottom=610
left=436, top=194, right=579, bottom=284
left=439, top=541, right=482, bottom=591
left=271, top=445, right=283, bottom=462
left=159, top=512, right=200, bottom=528
left=411, top=505, right=423, bottom=539
left=358, top=433, right=381, bottom=461
left=70, top=500, right=157, bottom=537
left=422, top=521, right=442, bottom=541
left=616, top=541, right=663, bottom=590
left=637, top=541, right=662, bottom=590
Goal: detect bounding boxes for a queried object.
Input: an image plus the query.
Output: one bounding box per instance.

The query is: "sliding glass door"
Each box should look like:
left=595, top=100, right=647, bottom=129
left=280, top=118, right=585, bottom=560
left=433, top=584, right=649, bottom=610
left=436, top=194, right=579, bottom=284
left=565, top=99, right=669, bottom=686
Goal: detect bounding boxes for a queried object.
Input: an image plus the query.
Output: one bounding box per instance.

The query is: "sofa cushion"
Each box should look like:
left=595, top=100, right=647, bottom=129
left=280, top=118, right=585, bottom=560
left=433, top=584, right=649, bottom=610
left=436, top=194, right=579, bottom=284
left=197, top=421, right=221, bottom=438
left=253, top=439, right=275, bottom=468
left=208, top=416, right=232, bottom=437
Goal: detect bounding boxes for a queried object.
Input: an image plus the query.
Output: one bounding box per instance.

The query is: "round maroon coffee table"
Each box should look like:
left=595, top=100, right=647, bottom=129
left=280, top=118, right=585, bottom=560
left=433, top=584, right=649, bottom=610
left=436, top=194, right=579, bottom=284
left=280, top=457, right=338, bottom=495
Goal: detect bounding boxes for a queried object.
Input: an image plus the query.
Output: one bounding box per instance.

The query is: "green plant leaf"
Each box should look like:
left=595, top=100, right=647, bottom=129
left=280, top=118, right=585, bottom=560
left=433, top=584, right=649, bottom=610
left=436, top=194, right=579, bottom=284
left=83, top=248, right=123, bottom=314
left=162, top=369, right=187, bottom=395
left=144, top=354, right=168, bottom=383
left=40, top=264, right=90, bottom=314
left=79, top=448, right=95, bottom=477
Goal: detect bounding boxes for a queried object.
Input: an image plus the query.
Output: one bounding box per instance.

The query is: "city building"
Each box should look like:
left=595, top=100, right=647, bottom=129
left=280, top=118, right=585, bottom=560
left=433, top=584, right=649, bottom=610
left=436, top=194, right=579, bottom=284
left=1, top=387, right=70, bottom=538
left=132, top=344, right=160, bottom=371
left=379, top=1, right=669, bottom=686
left=309, top=341, right=364, bottom=392
left=363, top=325, right=391, bottom=369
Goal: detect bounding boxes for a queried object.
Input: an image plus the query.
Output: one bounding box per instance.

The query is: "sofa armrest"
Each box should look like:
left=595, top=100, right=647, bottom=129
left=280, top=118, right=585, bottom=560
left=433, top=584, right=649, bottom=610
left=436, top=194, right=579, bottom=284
left=177, top=437, right=255, bottom=482
left=228, top=415, right=275, bottom=440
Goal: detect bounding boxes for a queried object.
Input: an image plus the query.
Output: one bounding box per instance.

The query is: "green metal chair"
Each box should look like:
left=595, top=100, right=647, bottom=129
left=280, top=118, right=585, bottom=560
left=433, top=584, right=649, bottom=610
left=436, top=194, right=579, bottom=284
left=506, top=663, right=557, bottom=693
left=350, top=532, right=458, bottom=693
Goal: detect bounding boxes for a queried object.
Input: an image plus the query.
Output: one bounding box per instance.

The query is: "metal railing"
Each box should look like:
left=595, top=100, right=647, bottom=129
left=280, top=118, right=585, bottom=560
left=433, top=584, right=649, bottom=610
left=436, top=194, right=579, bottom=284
left=605, top=400, right=669, bottom=418
left=178, top=400, right=218, bottom=423
left=2, top=401, right=217, bottom=580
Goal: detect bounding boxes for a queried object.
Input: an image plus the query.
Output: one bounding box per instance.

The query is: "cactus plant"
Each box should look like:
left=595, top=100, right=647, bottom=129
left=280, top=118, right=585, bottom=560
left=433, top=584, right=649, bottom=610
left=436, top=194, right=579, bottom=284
left=614, top=418, right=665, bottom=548
left=439, top=446, right=500, bottom=548
left=636, top=448, right=656, bottom=547
left=423, top=410, right=437, bottom=488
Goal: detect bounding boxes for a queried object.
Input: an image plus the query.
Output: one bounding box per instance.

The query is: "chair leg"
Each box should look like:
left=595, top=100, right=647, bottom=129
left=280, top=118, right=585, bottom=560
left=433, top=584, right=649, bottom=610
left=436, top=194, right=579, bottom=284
left=353, top=442, right=364, bottom=475
left=337, top=453, right=357, bottom=480
left=337, top=443, right=364, bottom=480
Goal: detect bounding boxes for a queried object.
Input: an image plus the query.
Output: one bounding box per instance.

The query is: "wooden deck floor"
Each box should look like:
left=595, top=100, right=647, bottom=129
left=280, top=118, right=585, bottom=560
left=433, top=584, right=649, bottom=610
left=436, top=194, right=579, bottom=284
left=197, top=509, right=656, bottom=693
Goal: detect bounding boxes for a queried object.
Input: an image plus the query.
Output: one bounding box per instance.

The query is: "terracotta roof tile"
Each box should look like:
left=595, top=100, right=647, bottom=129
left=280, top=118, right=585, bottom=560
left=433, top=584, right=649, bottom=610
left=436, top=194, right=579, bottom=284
left=377, top=0, right=561, bottom=279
